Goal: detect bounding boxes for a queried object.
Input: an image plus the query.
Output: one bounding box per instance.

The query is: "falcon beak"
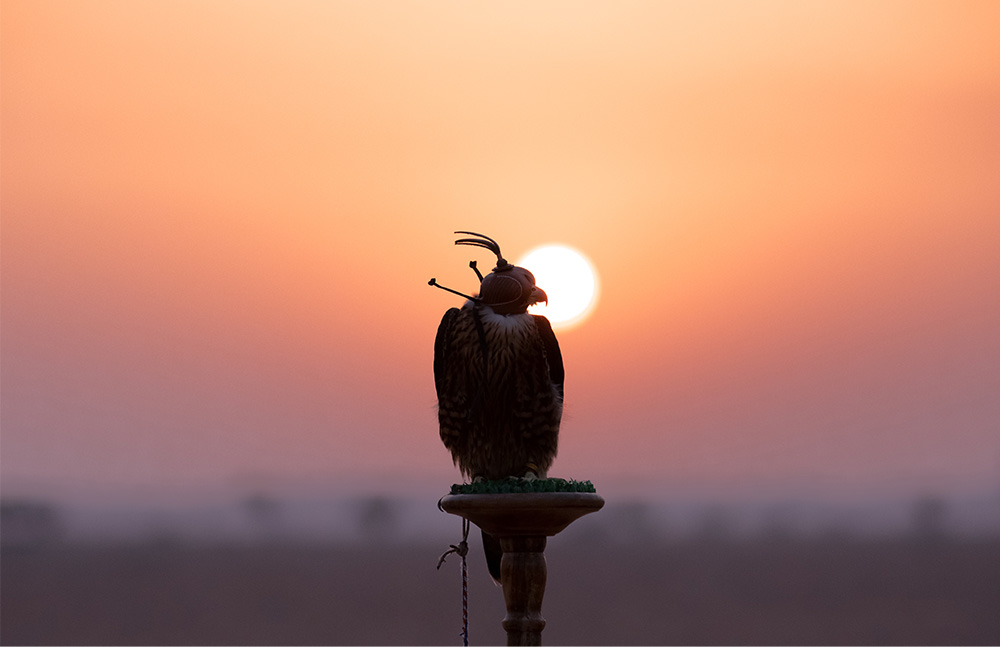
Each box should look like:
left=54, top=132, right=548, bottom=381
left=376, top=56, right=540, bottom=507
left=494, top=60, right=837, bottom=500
left=528, top=286, right=548, bottom=306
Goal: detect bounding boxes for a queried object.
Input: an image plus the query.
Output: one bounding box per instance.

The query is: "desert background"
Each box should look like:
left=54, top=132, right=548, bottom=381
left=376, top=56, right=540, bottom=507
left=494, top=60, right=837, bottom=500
left=3, top=1, right=998, bottom=643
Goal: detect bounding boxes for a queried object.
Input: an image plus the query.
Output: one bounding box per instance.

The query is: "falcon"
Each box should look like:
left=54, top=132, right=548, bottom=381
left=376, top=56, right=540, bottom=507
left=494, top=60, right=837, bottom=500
left=431, top=231, right=564, bottom=583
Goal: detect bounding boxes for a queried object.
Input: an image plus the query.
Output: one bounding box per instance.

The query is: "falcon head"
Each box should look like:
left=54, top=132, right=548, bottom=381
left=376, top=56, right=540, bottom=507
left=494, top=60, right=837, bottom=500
left=454, top=231, right=547, bottom=315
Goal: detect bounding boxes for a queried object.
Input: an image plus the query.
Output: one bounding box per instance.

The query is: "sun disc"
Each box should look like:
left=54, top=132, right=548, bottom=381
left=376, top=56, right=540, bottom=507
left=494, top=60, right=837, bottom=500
left=516, top=244, right=598, bottom=329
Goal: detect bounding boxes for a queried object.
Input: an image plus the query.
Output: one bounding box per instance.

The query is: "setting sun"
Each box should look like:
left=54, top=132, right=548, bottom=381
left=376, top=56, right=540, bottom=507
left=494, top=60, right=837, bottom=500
left=518, top=244, right=599, bottom=329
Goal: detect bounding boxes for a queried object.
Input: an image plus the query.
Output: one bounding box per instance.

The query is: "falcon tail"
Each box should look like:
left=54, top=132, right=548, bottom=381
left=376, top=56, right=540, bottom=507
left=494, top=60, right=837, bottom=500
left=482, top=529, right=503, bottom=585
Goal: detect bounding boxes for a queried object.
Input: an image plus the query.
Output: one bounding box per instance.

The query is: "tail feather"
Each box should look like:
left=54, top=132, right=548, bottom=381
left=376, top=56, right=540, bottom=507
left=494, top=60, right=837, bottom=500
left=481, top=529, right=503, bottom=585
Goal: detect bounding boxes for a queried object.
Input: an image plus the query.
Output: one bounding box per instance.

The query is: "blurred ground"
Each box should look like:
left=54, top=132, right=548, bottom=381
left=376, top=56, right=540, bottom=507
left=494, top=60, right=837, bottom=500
left=3, top=533, right=998, bottom=645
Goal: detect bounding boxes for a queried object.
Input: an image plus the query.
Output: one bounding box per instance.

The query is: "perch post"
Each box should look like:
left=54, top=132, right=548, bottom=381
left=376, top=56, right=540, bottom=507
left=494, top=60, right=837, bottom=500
left=439, top=492, right=604, bottom=646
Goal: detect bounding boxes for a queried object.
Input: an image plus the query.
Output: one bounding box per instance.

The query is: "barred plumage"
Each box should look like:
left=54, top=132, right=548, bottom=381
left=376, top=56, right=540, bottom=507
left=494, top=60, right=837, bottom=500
left=434, top=303, right=563, bottom=481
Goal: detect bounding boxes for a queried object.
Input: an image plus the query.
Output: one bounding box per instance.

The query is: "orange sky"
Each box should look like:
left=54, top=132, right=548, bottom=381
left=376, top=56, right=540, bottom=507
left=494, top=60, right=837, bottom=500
left=3, top=1, right=999, bottom=505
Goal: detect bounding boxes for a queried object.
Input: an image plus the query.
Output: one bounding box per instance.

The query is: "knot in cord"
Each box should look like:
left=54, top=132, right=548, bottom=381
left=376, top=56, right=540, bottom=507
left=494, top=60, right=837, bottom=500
left=437, top=516, right=471, bottom=646
left=436, top=538, right=469, bottom=568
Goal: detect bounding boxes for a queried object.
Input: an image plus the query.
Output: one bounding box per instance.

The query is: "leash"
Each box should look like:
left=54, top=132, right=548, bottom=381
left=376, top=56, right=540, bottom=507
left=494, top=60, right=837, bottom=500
left=437, top=516, right=471, bottom=646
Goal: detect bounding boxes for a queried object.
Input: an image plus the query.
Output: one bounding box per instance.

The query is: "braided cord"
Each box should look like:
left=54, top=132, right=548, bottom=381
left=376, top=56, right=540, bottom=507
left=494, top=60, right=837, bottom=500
left=438, top=516, right=471, bottom=645
left=460, top=518, right=469, bottom=646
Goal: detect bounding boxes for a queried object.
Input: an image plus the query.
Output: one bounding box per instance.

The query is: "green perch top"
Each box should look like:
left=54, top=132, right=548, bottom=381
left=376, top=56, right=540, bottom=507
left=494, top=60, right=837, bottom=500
left=449, top=477, right=597, bottom=495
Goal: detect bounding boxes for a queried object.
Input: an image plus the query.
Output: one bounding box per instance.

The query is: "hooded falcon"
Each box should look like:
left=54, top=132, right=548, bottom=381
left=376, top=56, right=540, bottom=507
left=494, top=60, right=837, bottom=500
left=432, top=231, right=564, bottom=583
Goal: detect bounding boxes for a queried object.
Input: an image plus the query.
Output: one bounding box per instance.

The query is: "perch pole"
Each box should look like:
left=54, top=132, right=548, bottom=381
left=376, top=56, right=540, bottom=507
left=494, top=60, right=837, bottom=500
left=439, top=492, right=604, bottom=646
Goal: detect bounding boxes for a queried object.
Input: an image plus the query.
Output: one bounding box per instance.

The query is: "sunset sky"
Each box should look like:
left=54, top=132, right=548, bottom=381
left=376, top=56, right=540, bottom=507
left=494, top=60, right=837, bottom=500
left=3, top=1, right=999, bottom=507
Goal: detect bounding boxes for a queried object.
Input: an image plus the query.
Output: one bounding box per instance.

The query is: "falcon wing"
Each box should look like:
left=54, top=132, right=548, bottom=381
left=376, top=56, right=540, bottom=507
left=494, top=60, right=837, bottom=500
left=433, top=307, right=461, bottom=400
left=434, top=307, right=474, bottom=469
